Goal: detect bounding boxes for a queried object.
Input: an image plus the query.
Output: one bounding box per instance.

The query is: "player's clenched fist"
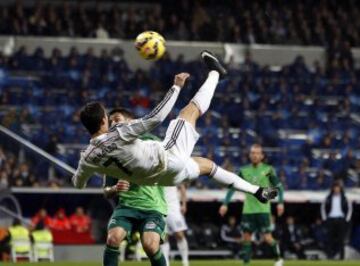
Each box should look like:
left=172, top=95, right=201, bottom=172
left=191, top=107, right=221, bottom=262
left=114, top=180, right=130, bottom=192
left=174, top=72, right=190, bottom=88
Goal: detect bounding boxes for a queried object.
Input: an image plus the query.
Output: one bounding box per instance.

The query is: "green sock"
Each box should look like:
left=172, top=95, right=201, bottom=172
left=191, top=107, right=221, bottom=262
left=241, top=241, right=252, bottom=264
left=149, top=249, right=166, bottom=266
left=270, top=240, right=281, bottom=260
left=103, top=245, right=119, bottom=266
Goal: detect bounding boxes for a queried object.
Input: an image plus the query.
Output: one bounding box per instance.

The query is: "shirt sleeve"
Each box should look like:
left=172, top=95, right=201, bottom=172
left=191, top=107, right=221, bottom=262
left=72, top=158, right=95, bottom=189
left=223, top=188, right=236, bottom=205
left=114, top=86, right=180, bottom=142
left=268, top=166, right=284, bottom=203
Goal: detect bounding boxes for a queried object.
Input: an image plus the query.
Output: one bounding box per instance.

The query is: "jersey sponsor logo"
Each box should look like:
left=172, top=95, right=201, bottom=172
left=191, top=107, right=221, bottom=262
left=145, top=222, right=157, bottom=230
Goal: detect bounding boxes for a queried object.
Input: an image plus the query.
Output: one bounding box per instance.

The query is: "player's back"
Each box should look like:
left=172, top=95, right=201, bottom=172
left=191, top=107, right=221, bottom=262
left=75, top=129, right=167, bottom=187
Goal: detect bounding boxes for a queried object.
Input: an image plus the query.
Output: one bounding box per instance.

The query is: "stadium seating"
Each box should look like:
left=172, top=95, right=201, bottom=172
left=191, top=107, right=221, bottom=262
left=0, top=0, right=359, bottom=46
left=0, top=46, right=359, bottom=189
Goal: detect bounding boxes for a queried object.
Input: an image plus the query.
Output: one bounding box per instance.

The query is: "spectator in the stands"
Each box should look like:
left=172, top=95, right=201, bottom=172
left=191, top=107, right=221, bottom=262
left=69, top=207, right=91, bottom=233
left=50, top=208, right=71, bottom=231
left=0, top=0, right=358, bottom=46
left=220, top=216, right=242, bottom=258
left=279, top=216, right=306, bottom=259
left=309, top=169, right=332, bottom=191
left=321, top=180, right=352, bottom=260
left=0, top=170, right=9, bottom=189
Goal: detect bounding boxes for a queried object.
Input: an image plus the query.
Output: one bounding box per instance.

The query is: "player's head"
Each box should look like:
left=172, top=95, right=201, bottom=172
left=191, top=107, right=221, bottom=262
left=80, top=102, right=109, bottom=135
left=108, top=107, right=135, bottom=126
left=12, top=218, right=21, bottom=226
left=249, top=144, right=264, bottom=165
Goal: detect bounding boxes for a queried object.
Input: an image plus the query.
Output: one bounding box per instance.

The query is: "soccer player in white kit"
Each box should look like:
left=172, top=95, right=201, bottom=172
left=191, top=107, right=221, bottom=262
left=162, top=185, right=189, bottom=266
left=72, top=51, right=277, bottom=204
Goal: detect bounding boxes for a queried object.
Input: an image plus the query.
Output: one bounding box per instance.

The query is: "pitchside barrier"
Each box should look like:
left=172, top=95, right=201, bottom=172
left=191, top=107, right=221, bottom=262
left=1, top=36, right=360, bottom=70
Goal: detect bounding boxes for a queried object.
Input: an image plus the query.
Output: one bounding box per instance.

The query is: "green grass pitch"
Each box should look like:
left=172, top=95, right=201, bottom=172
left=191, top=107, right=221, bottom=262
left=2, top=260, right=359, bottom=266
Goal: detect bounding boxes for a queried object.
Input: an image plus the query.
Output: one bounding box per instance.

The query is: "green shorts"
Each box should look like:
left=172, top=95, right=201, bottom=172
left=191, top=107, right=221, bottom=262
left=108, top=206, right=167, bottom=243
left=241, top=213, right=272, bottom=234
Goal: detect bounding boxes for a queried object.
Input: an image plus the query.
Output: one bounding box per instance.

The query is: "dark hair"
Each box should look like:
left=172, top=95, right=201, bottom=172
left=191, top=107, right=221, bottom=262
left=13, top=218, right=21, bottom=226
left=108, top=108, right=135, bottom=119
left=80, top=102, right=106, bottom=135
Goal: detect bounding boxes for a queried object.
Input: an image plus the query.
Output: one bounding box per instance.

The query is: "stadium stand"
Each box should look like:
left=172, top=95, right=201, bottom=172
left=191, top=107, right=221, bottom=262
left=0, top=45, right=359, bottom=189
left=0, top=0, right=359, bottom=263
left=0, top=0, right=360, bottom=46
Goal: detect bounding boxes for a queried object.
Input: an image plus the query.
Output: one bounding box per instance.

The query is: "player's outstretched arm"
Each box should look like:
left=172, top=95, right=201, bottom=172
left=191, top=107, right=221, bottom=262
left=219, top=188, right=235, bottom=217
left=115, top=73, right=189, bottom=142
left=268, top=167, right=285, bottom=216
left=72, top=159, right=94, bottom=189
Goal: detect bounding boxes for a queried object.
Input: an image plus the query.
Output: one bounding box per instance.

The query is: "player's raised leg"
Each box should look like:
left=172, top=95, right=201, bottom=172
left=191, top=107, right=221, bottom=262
left=178, top=51, right=227, bottom=128
left=192, top=157, right=278, bottom=203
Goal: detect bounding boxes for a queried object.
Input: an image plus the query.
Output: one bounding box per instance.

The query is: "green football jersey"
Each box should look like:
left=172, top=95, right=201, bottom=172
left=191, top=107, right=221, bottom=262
left=105, top=133, right=167, bottom=215
left=223, top=162, right=283, bottom=214
left=240, top=163, right=277, bottom=214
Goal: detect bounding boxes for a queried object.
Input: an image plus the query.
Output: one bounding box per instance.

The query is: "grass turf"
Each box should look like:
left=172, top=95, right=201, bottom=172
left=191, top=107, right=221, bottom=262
left=1, top=260, right=359, bottom=266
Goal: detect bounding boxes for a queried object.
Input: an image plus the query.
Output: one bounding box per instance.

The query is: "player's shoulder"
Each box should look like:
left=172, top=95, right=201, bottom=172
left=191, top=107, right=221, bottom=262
left=240, top=164, right=252, bottom=171
left=261, top=163, right=275, bottom=171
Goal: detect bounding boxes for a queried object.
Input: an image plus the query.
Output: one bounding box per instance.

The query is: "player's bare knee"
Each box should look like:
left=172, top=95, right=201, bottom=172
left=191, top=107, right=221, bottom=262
left=264, top=233, right=274, bottom=244
left=107, top=233, right=122, bottom=247
left=178, top=102, right=200, bottom=126
left=175, top=231, right=185, bottom=241
left=142, top=238, right=159, bottom=256
left=192, top=157, right=214, bottom=175
left=107, top=229, right=125, bottom=247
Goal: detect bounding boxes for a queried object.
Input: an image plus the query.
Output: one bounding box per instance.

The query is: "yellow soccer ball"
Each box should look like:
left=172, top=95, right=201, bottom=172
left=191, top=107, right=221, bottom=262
left=135, top=31, right=166, bottom=61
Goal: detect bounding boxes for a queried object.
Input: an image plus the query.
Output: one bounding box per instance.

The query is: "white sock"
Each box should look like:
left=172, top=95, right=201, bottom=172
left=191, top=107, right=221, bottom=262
left=161, top=242, right=170, bottom=266
left=191, top=70, right=220, bottom=115
left=177, top=238, right=189, bottom=266
left=210, top=165, right=259, bottom=194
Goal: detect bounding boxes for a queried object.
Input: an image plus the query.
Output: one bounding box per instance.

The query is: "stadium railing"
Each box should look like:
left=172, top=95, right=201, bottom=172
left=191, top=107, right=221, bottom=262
left=1, top=36, right=360, bottom=70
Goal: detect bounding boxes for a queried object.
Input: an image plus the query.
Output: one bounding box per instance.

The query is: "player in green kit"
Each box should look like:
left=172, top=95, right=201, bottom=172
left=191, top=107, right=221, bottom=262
left=219, top=144, right=284, bottom=266
left=103, top=108, right=167, bottom=266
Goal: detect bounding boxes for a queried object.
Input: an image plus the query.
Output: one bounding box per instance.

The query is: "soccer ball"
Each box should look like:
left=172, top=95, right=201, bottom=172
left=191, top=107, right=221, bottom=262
left=135, top=31, right=166, bottom=61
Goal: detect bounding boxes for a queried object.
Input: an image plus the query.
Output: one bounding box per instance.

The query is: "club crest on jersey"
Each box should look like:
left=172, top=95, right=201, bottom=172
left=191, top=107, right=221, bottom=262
left=145, top=222, right=157, bottom=229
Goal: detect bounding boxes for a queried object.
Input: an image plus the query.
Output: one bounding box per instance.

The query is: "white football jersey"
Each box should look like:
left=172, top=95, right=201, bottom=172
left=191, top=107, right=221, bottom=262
left=72, top=86, right=180, bottom=188
left=165, top=186, right=181, bottom=210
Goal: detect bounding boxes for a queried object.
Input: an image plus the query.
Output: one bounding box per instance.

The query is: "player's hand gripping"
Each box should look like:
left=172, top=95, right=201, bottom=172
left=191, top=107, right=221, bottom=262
left=113, top=180, right=130, bottom=192
left=174, top=72, right=190, bottom=88
left=218, top=204, right=228, bottom=217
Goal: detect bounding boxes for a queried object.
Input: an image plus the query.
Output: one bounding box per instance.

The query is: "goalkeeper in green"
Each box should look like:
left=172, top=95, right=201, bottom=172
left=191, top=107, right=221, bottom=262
left=219, top=144, right=284, bottom=266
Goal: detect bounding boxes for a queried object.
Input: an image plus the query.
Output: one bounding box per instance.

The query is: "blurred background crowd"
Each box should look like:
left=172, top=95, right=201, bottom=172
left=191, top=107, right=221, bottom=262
left=0, top=0, right=360, bottom=47
left=0, top=45, right=359, bottom=189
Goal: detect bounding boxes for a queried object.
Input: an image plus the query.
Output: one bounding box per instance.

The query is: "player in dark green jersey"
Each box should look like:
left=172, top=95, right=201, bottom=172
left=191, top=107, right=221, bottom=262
left=103, top=108, right=167, bottom=266
left=219, top=144, right=284, bottom=266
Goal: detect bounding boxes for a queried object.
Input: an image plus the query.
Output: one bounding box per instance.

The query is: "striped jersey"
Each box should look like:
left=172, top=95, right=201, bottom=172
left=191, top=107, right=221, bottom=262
left=72, top=85, right=181, bottom=188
